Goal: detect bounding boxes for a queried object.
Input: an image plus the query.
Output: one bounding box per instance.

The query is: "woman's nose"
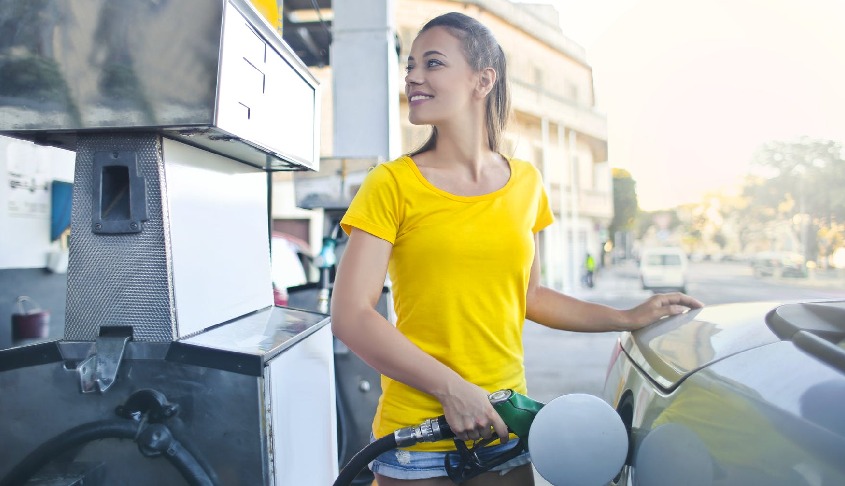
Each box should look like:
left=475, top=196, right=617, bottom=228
left=405, top=67, right=421, bottom=85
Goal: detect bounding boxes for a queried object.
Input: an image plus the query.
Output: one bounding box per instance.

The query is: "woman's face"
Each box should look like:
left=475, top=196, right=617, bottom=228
left=405, top=26, right=479, bottom=126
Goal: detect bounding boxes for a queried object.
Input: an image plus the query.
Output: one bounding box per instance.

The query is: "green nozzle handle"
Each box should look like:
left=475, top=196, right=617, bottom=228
left=489, top=389, right=545, bottom=440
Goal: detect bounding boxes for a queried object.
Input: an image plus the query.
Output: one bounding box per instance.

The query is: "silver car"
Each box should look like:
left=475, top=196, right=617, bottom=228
left=603, top=299, right=845, bottom=486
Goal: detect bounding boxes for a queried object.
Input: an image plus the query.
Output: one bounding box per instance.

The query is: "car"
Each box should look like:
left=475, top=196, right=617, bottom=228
left=638, top=246, right=689, bottom=292
left=602, top=299, right=845, bottom=486
left=270, top=232, right=315, bottom=306
left=751, top=251, right=808, bottom=278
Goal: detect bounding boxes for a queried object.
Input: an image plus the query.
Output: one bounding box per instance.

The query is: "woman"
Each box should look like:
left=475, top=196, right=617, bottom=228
left=331, top=12, right=703, bottom=485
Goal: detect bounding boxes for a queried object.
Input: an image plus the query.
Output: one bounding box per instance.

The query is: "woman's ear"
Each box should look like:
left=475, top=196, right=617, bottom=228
left=476, top=67, right=497, bottom=98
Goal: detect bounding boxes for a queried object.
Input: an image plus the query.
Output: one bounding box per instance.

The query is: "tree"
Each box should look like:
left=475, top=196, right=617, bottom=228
left=609, top=168, right=639, bottom=239
left=608, top=168, right=640, bottom=258
left=747, top=137, right=845, bottom=261
left=751, top=137, right=845, bottom=226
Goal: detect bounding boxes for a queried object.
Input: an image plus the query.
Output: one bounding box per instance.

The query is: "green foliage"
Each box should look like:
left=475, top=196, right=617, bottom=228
left=609, top=168, right=639, bottom=239
left=613, top=138, right=843, bottom=261
left=750, top=137, right=845, bottom=225
left=742, top=137, right=844, bottom=259
left=713, top=231, right=727, bottom=249
left=636, top=209, right=680, bottom=239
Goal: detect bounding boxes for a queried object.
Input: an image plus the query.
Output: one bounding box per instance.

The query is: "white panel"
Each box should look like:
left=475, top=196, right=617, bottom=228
left=0, top=136, right=75, bottom=269
left=263, top=46, right=316, bottom=164
left=162, top=138, right=271, bottom=337
left=269, top=325, right=338, bottom=484
left=217, top=4, right=318, bottom=168
left=217, top=10, right=265, bottom=134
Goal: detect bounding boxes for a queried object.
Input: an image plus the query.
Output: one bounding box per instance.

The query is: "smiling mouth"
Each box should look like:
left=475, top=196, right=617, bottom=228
left=409, top=94, right=433, bottom=102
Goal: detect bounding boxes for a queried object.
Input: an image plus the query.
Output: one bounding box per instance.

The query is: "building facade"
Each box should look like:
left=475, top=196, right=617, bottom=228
left=274, top=0, right=612, bottom=290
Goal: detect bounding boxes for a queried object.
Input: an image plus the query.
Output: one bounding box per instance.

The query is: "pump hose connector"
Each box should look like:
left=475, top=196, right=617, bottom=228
left=393, top=416, right=453, bottom=447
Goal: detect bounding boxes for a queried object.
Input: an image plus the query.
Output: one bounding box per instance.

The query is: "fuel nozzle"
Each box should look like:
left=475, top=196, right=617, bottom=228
left=488, top=389, right=544, bottom=441
left=316, top=236, right=337, bottom=314
left=392, top=389, right=543, bottom=447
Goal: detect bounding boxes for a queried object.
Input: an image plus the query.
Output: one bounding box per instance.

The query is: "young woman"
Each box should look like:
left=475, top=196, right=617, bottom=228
left=331, top=12, right=703, bottom=485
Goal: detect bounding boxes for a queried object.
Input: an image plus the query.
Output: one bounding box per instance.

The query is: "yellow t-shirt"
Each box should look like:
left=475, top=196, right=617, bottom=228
left=340, top=154, right=553, bottom=451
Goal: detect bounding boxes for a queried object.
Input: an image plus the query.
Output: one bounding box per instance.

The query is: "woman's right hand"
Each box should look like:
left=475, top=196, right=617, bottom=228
left=437, top=379, right=509, bottom=443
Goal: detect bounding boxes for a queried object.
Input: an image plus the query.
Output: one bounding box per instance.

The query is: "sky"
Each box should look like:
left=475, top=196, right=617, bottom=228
left=520, top=0, right=845, bottom=210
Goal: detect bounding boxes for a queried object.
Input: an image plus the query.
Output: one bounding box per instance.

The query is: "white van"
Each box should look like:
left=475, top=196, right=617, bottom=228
left=639, top=247, right=689, bottom=292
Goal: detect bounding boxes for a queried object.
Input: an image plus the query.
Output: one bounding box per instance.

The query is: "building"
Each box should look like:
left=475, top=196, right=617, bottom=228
left=275, top=0, right=612, bottom=290
left=0, top=0, right=612, bottom=347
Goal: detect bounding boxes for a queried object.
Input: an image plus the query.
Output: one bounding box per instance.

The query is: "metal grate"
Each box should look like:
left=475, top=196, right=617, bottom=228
left=65, top=134, right=176, bottom=342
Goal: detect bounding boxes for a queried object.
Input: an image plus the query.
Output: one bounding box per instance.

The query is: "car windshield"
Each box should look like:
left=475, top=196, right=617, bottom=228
left=647, top=254, right=682, bottom=266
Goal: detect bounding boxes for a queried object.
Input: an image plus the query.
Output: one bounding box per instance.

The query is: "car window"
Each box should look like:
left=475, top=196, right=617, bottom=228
left=645, top=254, right=682, bottom=266
left=662, top=255, right=682, bottom=266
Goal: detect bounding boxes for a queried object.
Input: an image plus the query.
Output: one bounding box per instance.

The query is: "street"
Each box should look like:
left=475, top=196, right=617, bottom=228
left=524, top=260, right=845, bottom=484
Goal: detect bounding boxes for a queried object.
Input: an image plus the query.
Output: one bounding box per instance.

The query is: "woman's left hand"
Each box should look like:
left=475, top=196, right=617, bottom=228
left=624, top=292, right=704, bottom=331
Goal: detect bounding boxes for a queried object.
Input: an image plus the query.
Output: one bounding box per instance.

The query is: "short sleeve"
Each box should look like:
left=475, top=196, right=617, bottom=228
left=533, top=174, right=554, bottom=234
left=340, top=164, right=401, bottom=244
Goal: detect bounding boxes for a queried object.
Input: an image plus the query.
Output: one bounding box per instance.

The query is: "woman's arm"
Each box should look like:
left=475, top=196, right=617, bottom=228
left=525, top=234, right=703, bottom=332
left=331, top=228, right=508, bottom=442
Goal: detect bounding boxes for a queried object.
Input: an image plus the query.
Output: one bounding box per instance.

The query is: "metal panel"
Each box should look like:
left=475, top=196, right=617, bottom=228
left=0, top=0, right=320, bottom=171
left=0, top=319, right=337, bottom=484
left=267, top=324, right=338, bottom=484
left=0, top=0, right=223, bottom=130
left=66, top=136, right=278, bottom=342
left=162, top=138, right=272, bottom=338
left=66, top=134, right=176, bottom=342
left=0, top=343, right=268, bottom=485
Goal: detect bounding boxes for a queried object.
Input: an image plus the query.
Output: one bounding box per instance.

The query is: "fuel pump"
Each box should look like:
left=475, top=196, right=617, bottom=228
left=334, top=390, right=630, bottom=486
left=0, top=0, right=337, bottom=484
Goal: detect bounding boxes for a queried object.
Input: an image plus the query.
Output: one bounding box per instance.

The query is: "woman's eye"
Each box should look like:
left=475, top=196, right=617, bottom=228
left=426, top=59, right=442, bottom=68
left=405, top=64, right=415, bottom=73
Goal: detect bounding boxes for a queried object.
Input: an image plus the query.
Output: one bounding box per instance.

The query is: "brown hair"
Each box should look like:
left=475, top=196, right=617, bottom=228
left=410, top=12, right=510, bottom=155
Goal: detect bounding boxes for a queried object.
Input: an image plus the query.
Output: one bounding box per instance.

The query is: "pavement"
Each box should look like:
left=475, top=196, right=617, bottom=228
left=560, top=260, right=650, bottom=304
left=778, top=266, right=845, bottom=289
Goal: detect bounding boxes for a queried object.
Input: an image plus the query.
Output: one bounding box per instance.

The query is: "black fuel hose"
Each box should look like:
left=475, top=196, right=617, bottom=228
left=333, top=415, right=453, bottom=486
left=0, top=419, right=214, bottom=486
left=333, top=434, right=397, bottom=486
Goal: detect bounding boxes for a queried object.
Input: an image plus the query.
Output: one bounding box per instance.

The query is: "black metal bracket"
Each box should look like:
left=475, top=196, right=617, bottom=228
left=91, top=150, right=148, bottom=234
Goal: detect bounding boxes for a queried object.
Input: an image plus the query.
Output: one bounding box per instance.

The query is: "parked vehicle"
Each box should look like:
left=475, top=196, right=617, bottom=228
left=638, top=246, right=689, bottom=292
left=751, top=251, right=808, bottom=278
left=603, top=299, right=845, bottom=486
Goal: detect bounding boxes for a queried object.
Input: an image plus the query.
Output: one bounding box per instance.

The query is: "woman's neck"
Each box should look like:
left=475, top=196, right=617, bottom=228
left=425, top=124, right=496, bottom=180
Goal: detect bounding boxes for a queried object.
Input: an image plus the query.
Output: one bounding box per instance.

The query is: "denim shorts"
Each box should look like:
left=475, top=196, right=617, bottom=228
left=369, top=436, right=532, bottom=480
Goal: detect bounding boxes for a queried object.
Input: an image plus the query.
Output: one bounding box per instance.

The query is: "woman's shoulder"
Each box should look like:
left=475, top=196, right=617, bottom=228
left=367, top=155, right=410, bottom=174
left=362, top=156, right=412, bottom=181
left=369, top=155, right=415, bottom=174
left=383, top=155, right=414, bottom=171
left=505, top=156, right=543, bottom=178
